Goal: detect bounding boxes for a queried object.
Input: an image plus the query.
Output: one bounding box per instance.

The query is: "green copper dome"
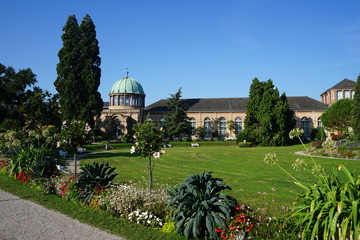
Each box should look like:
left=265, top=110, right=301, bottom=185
left=110, top=77, right=145, bottom=95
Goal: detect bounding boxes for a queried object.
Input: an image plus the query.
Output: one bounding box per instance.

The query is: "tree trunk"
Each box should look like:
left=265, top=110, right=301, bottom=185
left=147, top=156, right=153, bottom=193
left=73, top=148, right=78, bottom=176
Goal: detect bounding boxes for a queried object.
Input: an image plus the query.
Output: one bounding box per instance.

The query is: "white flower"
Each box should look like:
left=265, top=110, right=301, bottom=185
left=153, top=152, right=160, bottom=158
left=130, top=146, right=136, bottom=154
left=160, top=150, right=166, bottom=155
left=56, top=141, right=61, bottom=148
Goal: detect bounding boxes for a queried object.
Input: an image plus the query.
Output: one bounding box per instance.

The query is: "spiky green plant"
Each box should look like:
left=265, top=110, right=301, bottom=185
left=167, top=171, right=236, bottom=239
left=265, top=128, right=360, bottom=240
left=76, top=162, right=117, bottom=204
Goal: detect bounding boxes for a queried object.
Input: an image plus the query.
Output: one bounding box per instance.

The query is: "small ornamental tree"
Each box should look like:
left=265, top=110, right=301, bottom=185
left=131, top=120, right=164, bottom=192
left=57, top=120, right=91, bottom=175
left=321, top=98, right=353, bottom=138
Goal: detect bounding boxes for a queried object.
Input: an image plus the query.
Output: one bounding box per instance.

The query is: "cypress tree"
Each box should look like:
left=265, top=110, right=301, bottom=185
left=351, top=74, right=360, bottom=140
left=54, top=15, right=82, bottom=121
left=79, top=14, right=103, bottom=126
left=54, top=14, right=103, bottom=126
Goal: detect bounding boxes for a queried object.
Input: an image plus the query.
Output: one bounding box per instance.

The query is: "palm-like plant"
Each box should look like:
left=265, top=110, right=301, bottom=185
left=167, top=171, right=236, bottom=239
left=76, top=162, right=117, bottom=204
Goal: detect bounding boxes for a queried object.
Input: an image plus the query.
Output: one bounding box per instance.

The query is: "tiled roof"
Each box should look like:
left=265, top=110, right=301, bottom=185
left=321, top=78, right=356, bottom=95
left=144, top=96, right=327, bottom=113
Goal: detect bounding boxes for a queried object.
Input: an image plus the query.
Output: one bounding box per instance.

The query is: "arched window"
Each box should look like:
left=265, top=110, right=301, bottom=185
left=301, top=117, right=310, bottom=137
left=160, top=118, right=166, bottom=127
left=219, top=117, right=226, bottom=136
left=190, top=118, right=196, bottom=136
left=317, top=117, right=323, bottom=129
left=204, top=117, right=212, bottom=137
left=235, top=117, right=243, bottom=135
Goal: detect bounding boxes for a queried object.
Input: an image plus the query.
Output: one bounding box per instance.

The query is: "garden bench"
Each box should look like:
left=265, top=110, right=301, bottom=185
left=191, top=143, right=200, bottom=147
left=59, top=150, right=67, bottom=157
left=77, top=147, right=87, bottom=153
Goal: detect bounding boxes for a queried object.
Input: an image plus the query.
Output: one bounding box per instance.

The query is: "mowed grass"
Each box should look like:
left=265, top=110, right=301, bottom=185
left=81, top=143, right=360, bottom=214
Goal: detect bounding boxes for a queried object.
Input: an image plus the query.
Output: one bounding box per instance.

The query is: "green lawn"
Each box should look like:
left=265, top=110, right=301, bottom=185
left=81, top=143, right=360, bottom=215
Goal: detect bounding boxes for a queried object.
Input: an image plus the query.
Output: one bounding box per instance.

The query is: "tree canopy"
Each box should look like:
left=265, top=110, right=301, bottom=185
left=321, top=98, right=353, bottom=137
left=352, top=74, right=360, bottom=141
left=164, top=88, right=192, bottom=138
left=243, top=78, right=295, bottom=146
left=0, top=63, right=60, bottom=130
left=54, top=14, right=103, bottom=126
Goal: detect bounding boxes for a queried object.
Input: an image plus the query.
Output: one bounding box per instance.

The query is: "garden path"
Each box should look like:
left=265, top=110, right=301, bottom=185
left=0, top=189, right=126, bottom=240
left=294, top=151, right=359, bottom=161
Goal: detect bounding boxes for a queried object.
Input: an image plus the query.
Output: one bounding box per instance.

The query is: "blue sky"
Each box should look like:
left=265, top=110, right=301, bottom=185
left=1, top=0, right=359, bottom=105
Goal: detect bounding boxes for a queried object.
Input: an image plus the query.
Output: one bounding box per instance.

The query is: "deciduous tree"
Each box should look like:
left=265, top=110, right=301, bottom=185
left=321, top=98, right=353, bottom=138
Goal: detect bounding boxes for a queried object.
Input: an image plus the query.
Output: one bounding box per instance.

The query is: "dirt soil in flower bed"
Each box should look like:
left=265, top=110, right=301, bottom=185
left=0, top=189, right=125, bottom=240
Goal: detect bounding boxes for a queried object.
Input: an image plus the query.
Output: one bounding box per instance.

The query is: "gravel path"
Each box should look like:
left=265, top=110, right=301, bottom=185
left=0, top=189, right=126, bottom=240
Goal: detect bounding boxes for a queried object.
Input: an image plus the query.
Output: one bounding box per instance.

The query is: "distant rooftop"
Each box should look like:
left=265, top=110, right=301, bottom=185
left=144, top=96, right=328, bottom=113
left=321, top=78, right=356, bottom=95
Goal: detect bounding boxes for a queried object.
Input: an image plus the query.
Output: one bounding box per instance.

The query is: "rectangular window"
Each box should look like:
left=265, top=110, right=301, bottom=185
left=119, top=95, right=124, bottom=105
left=337, top=91, right=343, bottom=100
left=220, top=122, right=226, bottom=136
left=344, top=90, right=350, bottom=99
left=125, top=95, right=130, bottom=105
left=351, top=90, right=355, bottom=99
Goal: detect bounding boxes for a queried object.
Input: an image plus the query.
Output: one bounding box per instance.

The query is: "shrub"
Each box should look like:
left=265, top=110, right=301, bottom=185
left=167, top=171, right=236, bottom=239
left=100, top=183, right=167, bottom=220
left=76, top=162, right=118, bottom=204
left=238, top=142, right=253, bottom=148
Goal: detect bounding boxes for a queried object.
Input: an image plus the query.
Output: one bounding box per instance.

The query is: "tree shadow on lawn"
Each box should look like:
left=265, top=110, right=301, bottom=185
left=80, top=151, right=137, bottom=160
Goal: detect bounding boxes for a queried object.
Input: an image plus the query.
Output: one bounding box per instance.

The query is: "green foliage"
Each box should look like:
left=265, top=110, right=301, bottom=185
left=195, top=126, right=205, bottom=138
left=0, top=63, right=59, bottom=130
left=167, top=171, right=236, bottom=239
left=161, top=221, right=176, bottom=234
left=54, top=14, right=103, bottom=125
left=133, top=119, right=164, bottom=192
left=164, top=88, right=192, bottom=139
left=292, top=165, right=360, bottom=240
left=244, top=78, right=295, bottom=146
left=265, top=129, right=360, bottom=240
left=7, top=145, right=56, bottom=179
left=352, top=74, right=360, bottom=141
left=321, top=98, right=353, bottom=137
left=133, top=120, right=163, bottom=159
left=76, top=162, right=117, bottom=204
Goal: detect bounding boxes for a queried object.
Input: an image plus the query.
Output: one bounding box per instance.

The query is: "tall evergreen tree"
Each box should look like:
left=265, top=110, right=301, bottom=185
left=54, top=14, right=102, bottom=126
left=79, top=14, right=103, bottom=126
left=244, top=78, right=294, bottom=146
left=164, top=88, right=192, bottom=138
left=351, top=74, right=360, bottom=140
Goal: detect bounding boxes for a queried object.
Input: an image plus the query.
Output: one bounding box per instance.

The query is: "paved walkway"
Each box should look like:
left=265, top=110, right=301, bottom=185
left=0, top=189, right=126, bottom=240
left=294, top=151, right=360, bottom=161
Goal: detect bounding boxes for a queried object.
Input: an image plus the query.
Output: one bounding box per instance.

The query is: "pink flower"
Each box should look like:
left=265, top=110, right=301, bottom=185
left=130, top=146, right=136, bottom=154
left=85, top=123, right=91, bottom=133
left=153, top=152, right=160, bottom=158
left=160, top=150, right=166, bottom=155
